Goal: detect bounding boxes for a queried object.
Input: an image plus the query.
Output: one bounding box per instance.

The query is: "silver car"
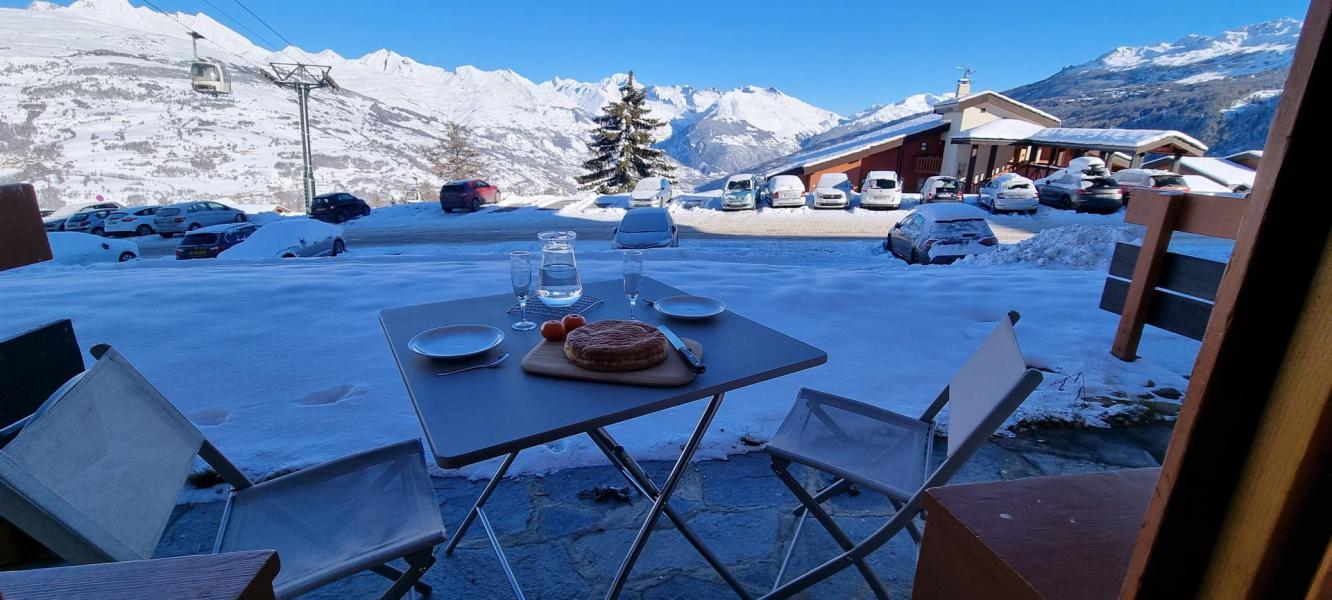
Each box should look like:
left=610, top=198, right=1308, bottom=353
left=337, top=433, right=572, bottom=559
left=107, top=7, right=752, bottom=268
left=886, top=204, right=998, bottom=264
left=154, top=201, right=247, bottom=238
left=61, top=208, right=117, bottom=236
left=629, top=177, right=674, bottom=208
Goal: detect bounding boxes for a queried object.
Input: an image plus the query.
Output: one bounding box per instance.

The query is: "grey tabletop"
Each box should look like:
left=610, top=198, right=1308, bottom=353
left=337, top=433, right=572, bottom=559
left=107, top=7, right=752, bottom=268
left=380, top=277, right=827, bottom=469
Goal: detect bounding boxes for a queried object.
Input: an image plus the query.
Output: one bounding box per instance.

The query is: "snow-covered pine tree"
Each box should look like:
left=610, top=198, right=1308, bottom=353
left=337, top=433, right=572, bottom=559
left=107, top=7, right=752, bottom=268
left=576, top=71, right=675, bottom=194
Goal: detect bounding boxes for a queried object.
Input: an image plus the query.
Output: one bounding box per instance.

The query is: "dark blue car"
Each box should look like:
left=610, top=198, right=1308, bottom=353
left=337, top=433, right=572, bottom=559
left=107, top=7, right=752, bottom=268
left=176, top=223, right=258, bottom=260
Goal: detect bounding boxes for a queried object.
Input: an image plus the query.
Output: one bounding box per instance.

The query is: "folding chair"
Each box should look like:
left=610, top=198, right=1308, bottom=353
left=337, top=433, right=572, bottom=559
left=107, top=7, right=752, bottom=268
left=0, top=319, right=85, bottom=444
left=0, top=347, right=446, bottom=600
left=762, top=312, right=1043, bottom=600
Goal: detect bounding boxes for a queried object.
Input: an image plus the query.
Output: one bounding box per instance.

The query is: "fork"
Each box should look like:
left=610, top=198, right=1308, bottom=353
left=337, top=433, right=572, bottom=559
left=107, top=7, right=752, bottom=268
left=435, top=353, right=509, bottom=376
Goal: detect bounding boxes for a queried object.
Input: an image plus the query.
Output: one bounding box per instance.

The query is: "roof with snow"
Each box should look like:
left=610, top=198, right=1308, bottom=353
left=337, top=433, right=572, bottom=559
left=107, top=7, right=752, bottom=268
left=952, top=119, right=1047, bottom=143
left=1025, top=128, right=1208, bottom=155
left=932, top=91, right=1061, bottom=127
left=759, top=113, right=948, bottom=177
left=1146, top=156, right=1256, bottom=189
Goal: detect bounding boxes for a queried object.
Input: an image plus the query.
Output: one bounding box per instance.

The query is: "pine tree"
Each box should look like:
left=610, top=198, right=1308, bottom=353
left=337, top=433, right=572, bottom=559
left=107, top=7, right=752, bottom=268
left=576, top=71, right=675, bottom=194
left=428, top=122, right=487, bottom=182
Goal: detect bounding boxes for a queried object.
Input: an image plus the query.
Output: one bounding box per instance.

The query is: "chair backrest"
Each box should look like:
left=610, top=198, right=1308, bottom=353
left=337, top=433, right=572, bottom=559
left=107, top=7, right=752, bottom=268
left=945, top=317, right=1032, bottom=456
left=0, top=320, right=84, bottom=434
left=0, top=348, right=204, bottom=563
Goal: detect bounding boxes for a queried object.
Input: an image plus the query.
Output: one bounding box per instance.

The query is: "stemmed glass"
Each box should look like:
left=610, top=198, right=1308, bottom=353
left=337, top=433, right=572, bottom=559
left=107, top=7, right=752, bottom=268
left=623, top=250, right=644, bottom=320
left=510, top=251, right=537, bottom=330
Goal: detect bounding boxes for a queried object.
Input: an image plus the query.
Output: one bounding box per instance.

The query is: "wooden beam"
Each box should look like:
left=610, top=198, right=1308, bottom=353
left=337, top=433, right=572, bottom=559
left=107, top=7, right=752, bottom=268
left=1124, top=190, right=1249, bottom=239
left=1120, top=0, right=1332, bottom=596
left=1111, top=193, right=1180, bottom=360
left=1108, top=243, right=1227, bottom=302
left=1100, top=279, right=1213, bottom=342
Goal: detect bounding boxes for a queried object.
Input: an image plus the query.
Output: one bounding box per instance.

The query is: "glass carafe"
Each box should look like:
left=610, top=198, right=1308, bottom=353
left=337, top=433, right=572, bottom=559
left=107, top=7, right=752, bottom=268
left=536, top=231, right=583, bottom=307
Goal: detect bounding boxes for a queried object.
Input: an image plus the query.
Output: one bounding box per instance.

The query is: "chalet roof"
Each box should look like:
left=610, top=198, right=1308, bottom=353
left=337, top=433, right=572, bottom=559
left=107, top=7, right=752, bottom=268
left=759, top=113, right=948, bottom=177
left=952, top=119, right=1046, bottom=143
left=1026, top=128, right=1208, bottom=155
left=932, top=91, right=1061, bottom=127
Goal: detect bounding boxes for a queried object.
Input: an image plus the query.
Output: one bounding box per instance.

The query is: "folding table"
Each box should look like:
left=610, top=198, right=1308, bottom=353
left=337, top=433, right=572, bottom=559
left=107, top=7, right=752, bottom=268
left=380, top=277, right=827, bottom=599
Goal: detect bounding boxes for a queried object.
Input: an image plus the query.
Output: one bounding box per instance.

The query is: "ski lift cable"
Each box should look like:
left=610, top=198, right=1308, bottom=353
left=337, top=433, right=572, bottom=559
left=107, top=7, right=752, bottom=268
left=138, top=0, right=268, bottom=72
left=196, top=0, right=283, bottom=53
left=228, top=0, right=320, bottom=66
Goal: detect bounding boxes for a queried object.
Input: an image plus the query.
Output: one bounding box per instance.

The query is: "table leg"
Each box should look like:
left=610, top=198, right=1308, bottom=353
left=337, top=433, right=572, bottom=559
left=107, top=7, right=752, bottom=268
left=588, top=428, right=753, bottom=600
left=602, top=392, right=731, bottom=600
left=444, top=451, right=525, bottom=600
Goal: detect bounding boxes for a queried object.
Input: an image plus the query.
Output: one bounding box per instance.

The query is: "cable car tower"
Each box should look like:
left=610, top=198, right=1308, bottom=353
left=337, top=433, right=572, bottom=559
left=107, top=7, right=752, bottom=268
left=188, top=32, right=231, bottom=95
left=263, top=63, right=338, bottom=212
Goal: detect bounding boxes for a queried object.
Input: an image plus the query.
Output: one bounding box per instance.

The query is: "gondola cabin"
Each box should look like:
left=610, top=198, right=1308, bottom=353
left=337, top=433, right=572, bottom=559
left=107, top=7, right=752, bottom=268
left=191, top=59, right=231, bottom=95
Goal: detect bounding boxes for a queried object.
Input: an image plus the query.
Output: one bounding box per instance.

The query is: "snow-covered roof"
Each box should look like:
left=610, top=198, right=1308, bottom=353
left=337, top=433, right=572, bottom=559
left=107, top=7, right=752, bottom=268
left=1225, top=149, right=1263, bottom=160
left=1175, top=156, right=1256, bottom=188
left=1181, top=175, right=1234, bottom=194
left=912, top=203, right=988, bottom=221
left=932, top=91, right=1061, bottom=126
left=761, top=113, right=947, bottom=177
left=953, top=119, right=1046, bottom=142
left=1026, top=128, right=1208, bottom=155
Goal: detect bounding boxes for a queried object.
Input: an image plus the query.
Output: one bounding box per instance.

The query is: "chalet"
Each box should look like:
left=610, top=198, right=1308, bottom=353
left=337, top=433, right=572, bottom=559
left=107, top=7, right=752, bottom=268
left=757, top=76, right=1208, bottom=193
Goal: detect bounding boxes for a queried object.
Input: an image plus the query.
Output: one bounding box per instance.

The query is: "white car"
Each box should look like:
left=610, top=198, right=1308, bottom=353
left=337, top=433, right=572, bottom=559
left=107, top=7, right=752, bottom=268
left=919, top=176, right=962, bottom=203
left=811, top=173, right=850, bottom=209
left=1112, top=168, right=1190, bottom=205
left=103, top=206, right=161, bottom=237
left=977, top=173, right=1039, bottom=214
left=720, top=173, right=760, bottom=211
left=42, top=201, right=122, bottom=232
left=629, top=177, right=673, bottom=208
left=765, top=175, right=806, bottom=208
left=858, top=170, right=902, bottom=209
left=218, top=219, right=346, bottom=259
left=46, top=232, right=139, bottom=264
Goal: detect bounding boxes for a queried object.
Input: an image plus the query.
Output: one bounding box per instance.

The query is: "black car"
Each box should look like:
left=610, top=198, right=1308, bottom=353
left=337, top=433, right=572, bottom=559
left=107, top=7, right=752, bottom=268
left=175, top=223, right=258, bottom=260
left=310, top=192, right=371, bottom=223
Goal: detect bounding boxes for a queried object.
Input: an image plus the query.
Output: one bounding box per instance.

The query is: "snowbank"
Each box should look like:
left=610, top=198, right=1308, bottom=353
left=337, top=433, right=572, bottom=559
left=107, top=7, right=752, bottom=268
left=45, top=232, right=139, bottom=264
left=218, top=218, right=342, bottom=259
left=958, top=225, right=1139, bottom=270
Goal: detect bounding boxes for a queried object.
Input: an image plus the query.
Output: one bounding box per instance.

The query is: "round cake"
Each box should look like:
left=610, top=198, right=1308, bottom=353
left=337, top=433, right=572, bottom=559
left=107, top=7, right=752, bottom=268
left=563, top=319, right=668, bottom=372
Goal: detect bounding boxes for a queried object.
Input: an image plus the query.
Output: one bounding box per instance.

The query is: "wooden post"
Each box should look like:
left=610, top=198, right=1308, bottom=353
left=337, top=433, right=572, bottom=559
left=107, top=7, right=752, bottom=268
left=1111, top=191, right=1181, bottom=361
left=0, top=184, right=52, bottom=272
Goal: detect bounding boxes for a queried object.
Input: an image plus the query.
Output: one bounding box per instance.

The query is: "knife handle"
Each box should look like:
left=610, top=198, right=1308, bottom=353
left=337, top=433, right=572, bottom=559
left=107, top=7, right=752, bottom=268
left=678, top=346, right=706, bottom=373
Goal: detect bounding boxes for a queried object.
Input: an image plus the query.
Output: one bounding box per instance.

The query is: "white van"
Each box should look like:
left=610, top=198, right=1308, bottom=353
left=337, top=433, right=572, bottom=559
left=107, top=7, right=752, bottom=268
left=858, top=170, right=901, bottom=209
left=765, top=175, right=806, bottom=208
left=812, top=173, right=850, bottom=209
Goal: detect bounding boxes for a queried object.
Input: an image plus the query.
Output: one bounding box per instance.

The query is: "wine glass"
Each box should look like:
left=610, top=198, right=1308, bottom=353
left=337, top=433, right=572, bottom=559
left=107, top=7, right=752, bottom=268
left=623, top=250, right=644, bottom=320
left=510, top=251, right=536, bottom=331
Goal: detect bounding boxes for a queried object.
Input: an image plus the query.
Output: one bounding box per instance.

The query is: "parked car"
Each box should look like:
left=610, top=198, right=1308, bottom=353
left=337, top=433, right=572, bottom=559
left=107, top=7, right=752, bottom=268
left=218, top=219, right=345, bottom=259
left=103, top=206, right=161, bottom=237
left=811, top=173, right=851, bottom=209
left=39, top=209, right=54, bottom=217
left=611, top=207, right=678, bottom=249
left=765, top=174, right=806, bottom=208
left=42, top=201, right=122, bottom=232
left=1035, top=156, right=1123, bottom=213
left=310, top=192, right=371, bottom=223
left=629, top=176, right=673, bottom=208
left=720, top=173, right=761, bottom=211
left=439, top=179, right=500, bottom=213
left=46, top=232, right=139, bottom=264
left=858, top=170, right=902, bottom=210
left=175, top=223, right=259, bottom=260
left=153, top=201, right=247, bottom=238
left=1112, top=168, right=1190, bottom=205
left=885, top=204, right=998, bottom=264
left=61, top=208, right=117, bottom=236
left=977, top=173, right=1039, bottom=214
left=919, top=176, right=962, bottom=203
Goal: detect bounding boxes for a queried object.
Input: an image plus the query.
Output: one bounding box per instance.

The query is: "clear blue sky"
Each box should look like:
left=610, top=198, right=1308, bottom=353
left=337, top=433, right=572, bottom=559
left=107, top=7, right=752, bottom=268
left=7, top=0, right=1311, bottom=114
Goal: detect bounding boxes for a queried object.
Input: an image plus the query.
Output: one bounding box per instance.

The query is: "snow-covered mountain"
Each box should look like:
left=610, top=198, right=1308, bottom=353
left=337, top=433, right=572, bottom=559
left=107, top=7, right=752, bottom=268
left=801, top=93, right=952, bottom=148
left=1006, top=18, right=1300, bottom=155
left=0, top=0, right=844, bottom=207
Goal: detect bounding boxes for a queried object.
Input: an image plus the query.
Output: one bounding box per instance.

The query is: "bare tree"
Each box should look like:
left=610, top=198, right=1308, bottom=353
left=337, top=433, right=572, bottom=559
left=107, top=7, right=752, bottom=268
left=428, top=122, right=487, bottom=183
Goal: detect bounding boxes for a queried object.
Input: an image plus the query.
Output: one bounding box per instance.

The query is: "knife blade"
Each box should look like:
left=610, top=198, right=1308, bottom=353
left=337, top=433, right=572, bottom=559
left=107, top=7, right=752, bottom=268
left=657, top=325, right=705, bottom=373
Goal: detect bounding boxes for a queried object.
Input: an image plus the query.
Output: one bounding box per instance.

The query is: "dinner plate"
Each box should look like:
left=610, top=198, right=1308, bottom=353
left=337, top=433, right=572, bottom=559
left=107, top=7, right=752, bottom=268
left=653, top=295, right=725, bottom=321
left=409, top=324, right=504, bottom=359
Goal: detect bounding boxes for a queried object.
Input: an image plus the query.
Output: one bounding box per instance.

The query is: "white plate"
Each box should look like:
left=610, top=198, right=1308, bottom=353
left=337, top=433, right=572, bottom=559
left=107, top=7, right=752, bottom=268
left=654, top=295, right=725, bottom=321
left=409, top=324, right=504, bottom=359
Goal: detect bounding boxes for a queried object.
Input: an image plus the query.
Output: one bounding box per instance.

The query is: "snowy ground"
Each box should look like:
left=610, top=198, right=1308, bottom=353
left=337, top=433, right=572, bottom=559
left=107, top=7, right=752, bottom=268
left=3, top=206, right=1227, bottom=484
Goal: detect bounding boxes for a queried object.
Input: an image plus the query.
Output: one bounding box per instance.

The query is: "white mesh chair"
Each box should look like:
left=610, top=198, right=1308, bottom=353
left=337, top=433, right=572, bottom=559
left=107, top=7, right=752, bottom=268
left=762, top=312, right=1043, bottom=600
left=0, top=347, right=445, bottom=599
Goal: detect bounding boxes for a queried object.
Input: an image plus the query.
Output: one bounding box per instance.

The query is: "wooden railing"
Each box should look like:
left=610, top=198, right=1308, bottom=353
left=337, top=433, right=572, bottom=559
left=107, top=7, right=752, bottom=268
left=1099, top=190, right=1249, bottom=361
left=914, top=155, right=942, bottom=175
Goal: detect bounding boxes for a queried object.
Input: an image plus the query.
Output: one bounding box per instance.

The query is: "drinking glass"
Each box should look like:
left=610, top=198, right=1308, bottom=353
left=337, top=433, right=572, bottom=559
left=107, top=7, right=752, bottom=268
left=510, top=251, right=536, bottom=330
left=623, top=250, right=644, bottom=320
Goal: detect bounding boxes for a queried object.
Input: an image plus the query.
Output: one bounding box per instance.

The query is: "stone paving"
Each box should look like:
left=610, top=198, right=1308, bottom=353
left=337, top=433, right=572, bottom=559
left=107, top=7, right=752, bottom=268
left=157, top=424, right=1171, bottom=599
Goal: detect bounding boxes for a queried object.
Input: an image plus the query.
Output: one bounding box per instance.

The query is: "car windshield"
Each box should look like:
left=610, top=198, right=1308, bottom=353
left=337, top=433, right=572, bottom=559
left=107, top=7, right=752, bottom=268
left=866, top=179, right=897, bottom=190
left=634, top=179, right=662, bottom=192
left=66, top=213, right=89, bottom=222
left=936, top=182, right=959, bottom=193
left=726, top=180, right=752, bottom=191
left=158, top=208, right=181, bottom=216
left=442, top=184, right=466, bottom=193
left=621, top=212, right=669, bottom=233
left=182, top=233, right=219, bottom=245
left=933, top=220, right=991, bottom=237
left=1088, top=176, right=1119, bottom=189
left=1152, top=175, right=1188, bottom=187
left=313, top=197, right=331, bottom=207
left=1005, top=182, right=1031, bottom=190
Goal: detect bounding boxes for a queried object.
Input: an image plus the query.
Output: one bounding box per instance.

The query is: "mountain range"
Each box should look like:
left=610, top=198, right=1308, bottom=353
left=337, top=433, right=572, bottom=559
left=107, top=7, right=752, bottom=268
left=0, top=0, right=1299, bottom=207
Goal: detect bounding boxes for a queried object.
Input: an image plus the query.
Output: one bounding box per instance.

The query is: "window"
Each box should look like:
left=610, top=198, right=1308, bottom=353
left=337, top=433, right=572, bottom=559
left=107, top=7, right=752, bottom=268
left=137, top=207, right=157, bottom=216
left=187, top=204, right=203, bottom=213
left=1151, top=175, right=1188, bottom=188
left=208, top=202, right=228, bottom=211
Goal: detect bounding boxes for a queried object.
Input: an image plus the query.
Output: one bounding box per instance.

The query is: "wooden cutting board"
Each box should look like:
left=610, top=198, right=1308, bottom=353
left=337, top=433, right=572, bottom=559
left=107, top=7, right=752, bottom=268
left=521, top=338, right=703, bottom=387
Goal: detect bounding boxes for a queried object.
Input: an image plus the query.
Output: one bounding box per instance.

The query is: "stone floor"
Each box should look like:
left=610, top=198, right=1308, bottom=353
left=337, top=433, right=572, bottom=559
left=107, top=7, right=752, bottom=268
left=156, top=424, right=1172, bottom=599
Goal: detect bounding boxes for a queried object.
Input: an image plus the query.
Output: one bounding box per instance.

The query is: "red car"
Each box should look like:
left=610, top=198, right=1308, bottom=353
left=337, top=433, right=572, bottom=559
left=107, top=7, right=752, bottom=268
left=439, top=179, right=500, bottom=213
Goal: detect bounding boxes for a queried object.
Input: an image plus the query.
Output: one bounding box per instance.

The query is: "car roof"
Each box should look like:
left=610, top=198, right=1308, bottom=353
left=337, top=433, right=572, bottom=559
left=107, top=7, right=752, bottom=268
left=815, top=172, right=848, bottom=183
left=314, top=192, right=342, bottom=198
left=864, top=170, right=898, bottom=179
left=726, top=173, right=756, bottom=181
left=622, top=207, right=669, bottom=218
left=989, top=172, right=1032, bottom=183
left=190, top=223, right=253, bottom=234
left=911, top=203, right=987, bottom=222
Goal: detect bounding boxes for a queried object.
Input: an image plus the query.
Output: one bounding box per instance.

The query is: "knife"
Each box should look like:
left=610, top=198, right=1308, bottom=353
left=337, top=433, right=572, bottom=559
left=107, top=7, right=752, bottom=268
left=657, top=325, right=705, bottom=373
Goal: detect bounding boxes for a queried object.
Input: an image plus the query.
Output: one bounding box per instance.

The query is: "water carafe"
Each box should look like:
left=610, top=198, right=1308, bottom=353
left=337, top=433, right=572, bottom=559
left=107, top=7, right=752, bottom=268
left=536, top=231, right=583, bottom=307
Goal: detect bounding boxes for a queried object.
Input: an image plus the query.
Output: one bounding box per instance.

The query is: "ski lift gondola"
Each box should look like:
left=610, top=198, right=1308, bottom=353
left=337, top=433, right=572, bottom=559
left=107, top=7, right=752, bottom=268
left=188, top=32, right=231, bottom=95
